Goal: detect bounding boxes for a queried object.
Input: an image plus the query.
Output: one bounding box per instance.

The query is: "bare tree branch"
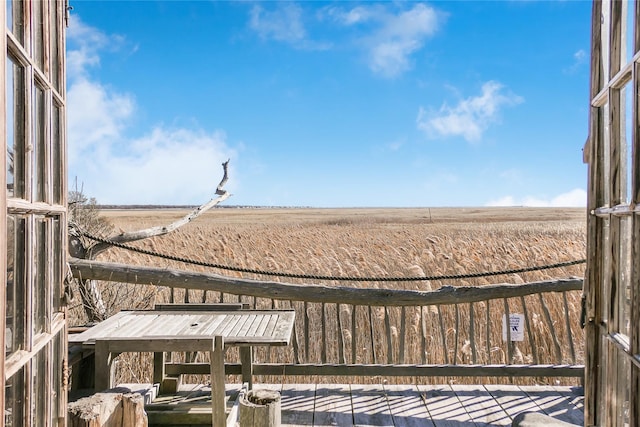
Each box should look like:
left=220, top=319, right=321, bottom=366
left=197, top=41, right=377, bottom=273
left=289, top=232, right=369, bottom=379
left=90, top=160, right=232, bottom=257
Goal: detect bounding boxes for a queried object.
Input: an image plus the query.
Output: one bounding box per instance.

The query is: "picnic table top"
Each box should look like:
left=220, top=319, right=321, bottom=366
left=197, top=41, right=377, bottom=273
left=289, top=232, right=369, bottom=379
left=68, top=309, right=296, bottom=347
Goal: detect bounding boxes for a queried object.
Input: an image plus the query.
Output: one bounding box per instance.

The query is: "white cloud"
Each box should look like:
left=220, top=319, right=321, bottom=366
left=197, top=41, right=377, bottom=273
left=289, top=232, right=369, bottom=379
left=325, top=3, right=442, bottom=78
left=67, top=17, right=236, bottom=204
left=563, top=49, right=587, bottom=74
left=417, top=81, right=524, bottom=142
left=486, top=188, right=587, bottom=207
left=250, top=4, right=306, bottom=44
left=82, top=128, right=235, bottom=204
left=249, top=3, right=330, bottom=50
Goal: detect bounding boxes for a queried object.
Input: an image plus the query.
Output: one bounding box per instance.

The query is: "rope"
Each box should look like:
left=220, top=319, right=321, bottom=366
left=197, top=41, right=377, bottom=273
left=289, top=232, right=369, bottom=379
left=80, top=231, right=586, bottom=282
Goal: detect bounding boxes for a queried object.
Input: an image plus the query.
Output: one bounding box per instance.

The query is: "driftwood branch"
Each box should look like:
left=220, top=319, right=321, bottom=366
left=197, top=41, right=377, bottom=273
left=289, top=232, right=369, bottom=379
left=68, top=258, right=583, bottom=307
left=90, top=160, right=231, bottom=257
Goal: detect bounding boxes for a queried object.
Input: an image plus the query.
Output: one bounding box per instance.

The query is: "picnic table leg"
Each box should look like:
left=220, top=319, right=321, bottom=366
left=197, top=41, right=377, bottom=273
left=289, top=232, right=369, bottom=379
left=94, top=341, right=114, bottom=391
left=240, top=346, right=253, bottom=389
left=210, top=336, right=226, bottom=427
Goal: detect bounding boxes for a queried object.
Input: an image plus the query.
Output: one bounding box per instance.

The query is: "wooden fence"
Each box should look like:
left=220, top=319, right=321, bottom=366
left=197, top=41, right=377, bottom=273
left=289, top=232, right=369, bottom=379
left=69, top=258, right=584, bottom=380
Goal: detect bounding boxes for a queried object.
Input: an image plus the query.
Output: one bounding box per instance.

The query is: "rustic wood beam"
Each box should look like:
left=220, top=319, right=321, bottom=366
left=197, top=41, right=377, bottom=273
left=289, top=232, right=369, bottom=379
left=69, top=257, right=583, bottom=307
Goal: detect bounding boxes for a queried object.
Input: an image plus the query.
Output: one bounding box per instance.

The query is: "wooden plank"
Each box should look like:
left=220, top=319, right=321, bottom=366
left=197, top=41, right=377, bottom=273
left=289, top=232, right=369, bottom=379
left=313, top=384, right=353, bottom=426
left=418, top=384, right=472, bottom=426
left=280, top=383, right=315, bottom=427
left=321, top=303, right=327, bottom=363
left=519, top=385, right=584, bottom=426
left=154, top=303, right=246, bottom=311
left=350, top=384, right=394, bottom=427
left=200, top=314, right=229, bottom=335
left=383, top=384, right=435, bottom=427
left=210, top=314, right=237, bottom=336
left=483, top=384, right=543, bottom=420
left=451, top=384, right=511, bottom=426
left=262, top=313, right=281, bottom=338
left=219, top=314, right=245, bottom=337
left=69, top=311, right=131, bottom=344
left=384, top=307, right=393, bottom=364
left=108, top=313, right=159, bottom=338
left=337, top=304, right=345, bottom=364
left=228, top=314, right=255, bottom=337
left=550, top=386, right=585, bottom=426
left=238, top=314, right=260, bottom=336
left=399, top=306, right=406, bottom=364
left=255, top=314, right=275, bottom=337
left=352, top=305, right=357, bottom=364
left=254, top=363, right=584, bottom=378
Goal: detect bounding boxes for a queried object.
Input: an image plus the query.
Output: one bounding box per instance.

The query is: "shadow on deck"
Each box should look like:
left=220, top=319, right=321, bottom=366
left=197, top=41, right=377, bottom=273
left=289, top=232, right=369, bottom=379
left=123, top=383, right=584, bottom=426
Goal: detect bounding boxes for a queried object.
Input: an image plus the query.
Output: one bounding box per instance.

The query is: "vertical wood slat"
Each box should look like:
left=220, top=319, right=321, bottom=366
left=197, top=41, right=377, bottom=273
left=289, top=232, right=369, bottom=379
left=520, top=295, right=539, bottom=364
left=304, top=301, right=310, bottom=363
left=351, top=305, right=357, bottom=364
left=289, top=301, right=300, bottom=365
left=368, top=306, right=377, bottom=364
left=486, top=301, right=491, bottom=364
left=503, top=298, right=513, bottom=364
left=562, top=291, right=577, bottom=364
left=336, top=304, right=345, bottom=364
left=399, top=306, right=406, bottom=364
left=267, top=299, right=277, bottom=361
left=420, top=306, right=427, bottom=364
left=384, top=307, right=393, bottom=364
left=321, top=302, right=327, bottom=364
left=539, top=293, right=563, bottom=364
left=437, top=306, right=448, bottom=364
left=453, top=304, right=459, bottom=365
left=469, top=303, right=477, bottom=364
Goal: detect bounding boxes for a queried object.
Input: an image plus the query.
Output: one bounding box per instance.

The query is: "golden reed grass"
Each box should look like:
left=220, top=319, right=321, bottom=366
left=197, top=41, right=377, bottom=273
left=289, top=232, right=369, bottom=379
left=68, top=207, right=586, bottom=386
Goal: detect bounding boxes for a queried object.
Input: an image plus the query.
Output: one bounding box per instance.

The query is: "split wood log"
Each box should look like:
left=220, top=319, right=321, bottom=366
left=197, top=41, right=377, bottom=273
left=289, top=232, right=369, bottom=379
left=239, top=389, right=281, bottom=427
left=68, top=388, right=147, bottom=427
left=69, top=258, right=584, bottom=307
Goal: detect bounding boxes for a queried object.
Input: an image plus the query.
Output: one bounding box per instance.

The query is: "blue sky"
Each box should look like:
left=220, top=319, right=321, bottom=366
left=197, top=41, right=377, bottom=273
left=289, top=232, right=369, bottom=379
left=66, top=1, right=592, bottom=207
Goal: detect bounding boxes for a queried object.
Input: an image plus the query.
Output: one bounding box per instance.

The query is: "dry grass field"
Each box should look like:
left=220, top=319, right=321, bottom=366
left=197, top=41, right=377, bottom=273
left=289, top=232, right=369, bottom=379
left=69, top=206, right=587, bottom=386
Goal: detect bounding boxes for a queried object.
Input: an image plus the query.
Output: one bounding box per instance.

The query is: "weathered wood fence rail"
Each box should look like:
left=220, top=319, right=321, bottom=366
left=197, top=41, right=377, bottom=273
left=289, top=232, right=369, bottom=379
left=69, top=258, right=585, bottom=380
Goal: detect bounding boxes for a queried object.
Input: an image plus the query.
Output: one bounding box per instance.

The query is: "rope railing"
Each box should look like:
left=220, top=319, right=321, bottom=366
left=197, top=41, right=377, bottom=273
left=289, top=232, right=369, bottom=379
left=79, top=230, right=586, bottom=282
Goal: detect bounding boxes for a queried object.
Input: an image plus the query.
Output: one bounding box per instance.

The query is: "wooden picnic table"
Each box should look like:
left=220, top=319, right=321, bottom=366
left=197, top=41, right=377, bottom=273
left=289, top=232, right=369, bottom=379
left=69, top=309, right=296, bottom=427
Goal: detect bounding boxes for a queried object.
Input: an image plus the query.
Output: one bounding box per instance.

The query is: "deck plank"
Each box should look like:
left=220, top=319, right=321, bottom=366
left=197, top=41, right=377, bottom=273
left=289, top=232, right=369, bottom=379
left=350, top=384, right=394, bottom=427
left=281, top=384, right=316, bottom=427
left=519, top=385, right=584, bottom=426
left=451, top=384, right=511, bottom=426
left=418, top=384, right=474, bottom=427
left=383, top=384, right=435, bottom=427
left=313, top=384, right=354, bottom=426
left=118, top=382, right=583, bottom=426
left=483, top=384, right=544, bottom=419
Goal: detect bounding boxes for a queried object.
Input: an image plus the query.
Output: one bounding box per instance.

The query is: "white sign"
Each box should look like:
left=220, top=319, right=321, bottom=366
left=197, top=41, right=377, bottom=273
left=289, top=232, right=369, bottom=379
left=502, top=314, right=525, bottom=341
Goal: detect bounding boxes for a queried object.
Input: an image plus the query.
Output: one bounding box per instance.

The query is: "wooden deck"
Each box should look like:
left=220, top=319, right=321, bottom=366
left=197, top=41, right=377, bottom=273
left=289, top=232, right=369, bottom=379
left=136, top=383, right=584, bottom=426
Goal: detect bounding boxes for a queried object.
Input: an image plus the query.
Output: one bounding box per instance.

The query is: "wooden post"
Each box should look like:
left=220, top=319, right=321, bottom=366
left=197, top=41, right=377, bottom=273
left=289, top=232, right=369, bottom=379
left=94, top=341, right=116, bottom=391
left=240, top=346, right=253, bottom=389
left=68, top=390, right=147, bottom=427
left=239, top=389, right=281, bottom=427
left=210, top=336, right=226, bottom=427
